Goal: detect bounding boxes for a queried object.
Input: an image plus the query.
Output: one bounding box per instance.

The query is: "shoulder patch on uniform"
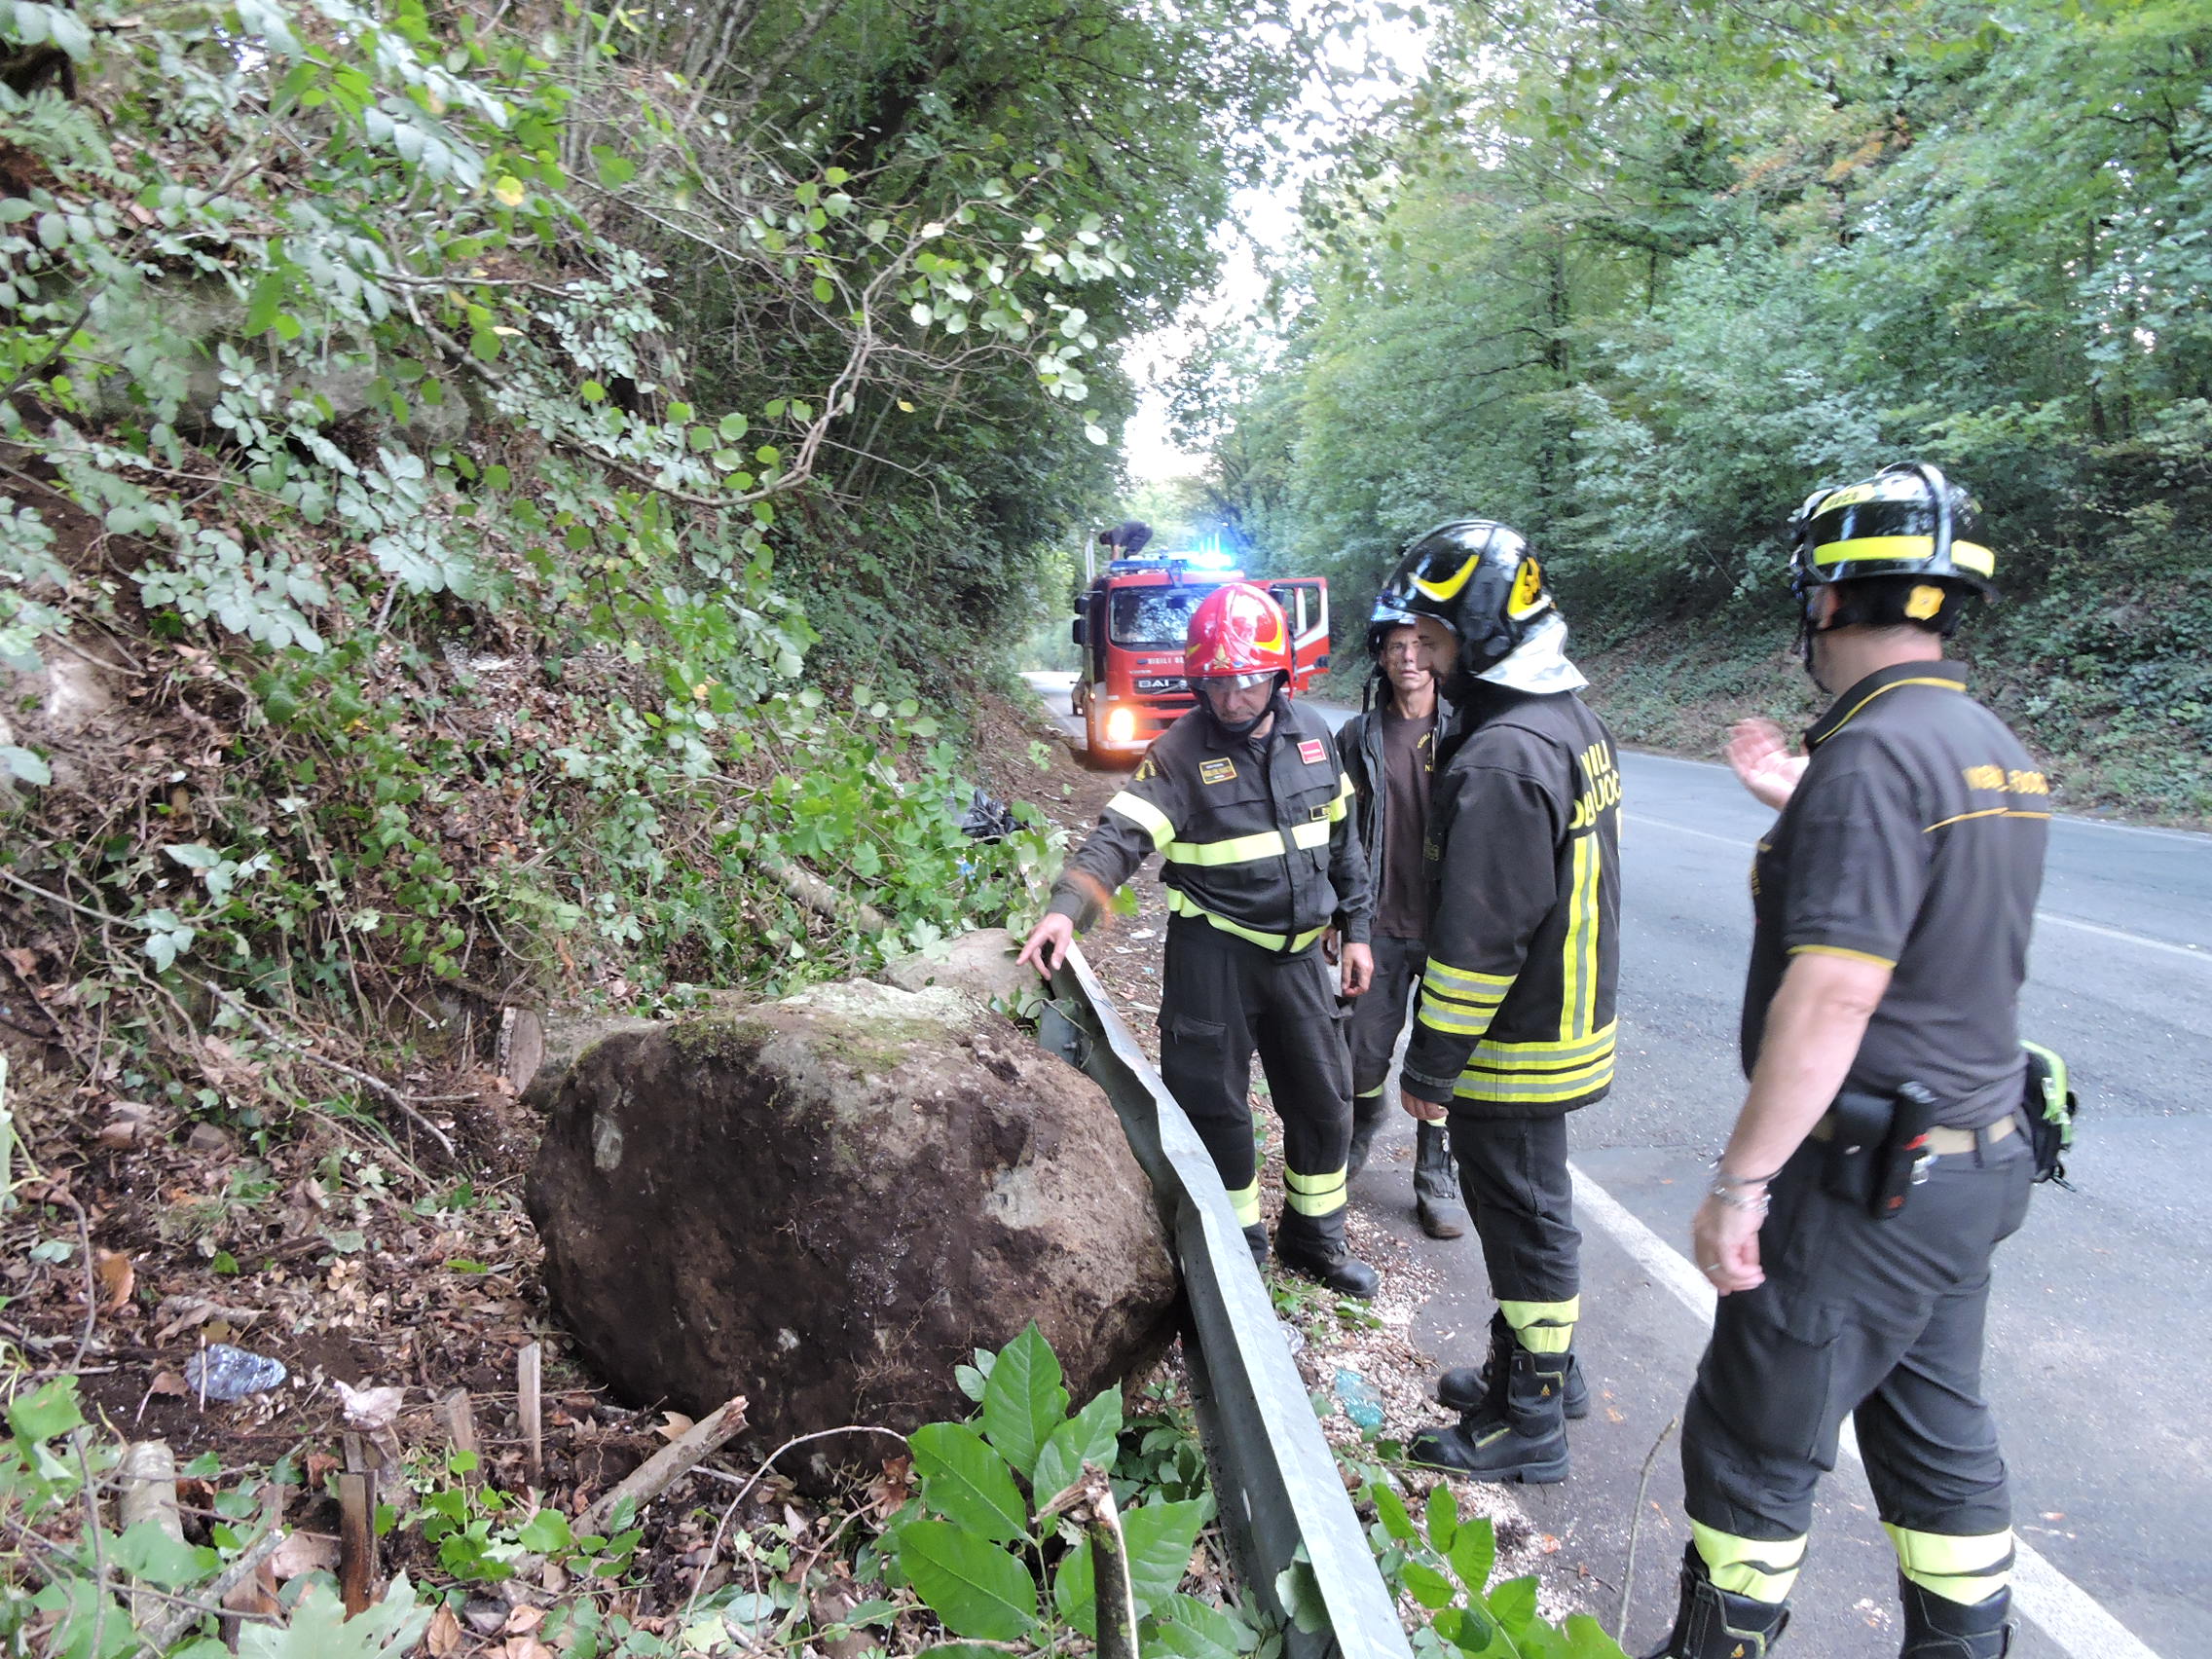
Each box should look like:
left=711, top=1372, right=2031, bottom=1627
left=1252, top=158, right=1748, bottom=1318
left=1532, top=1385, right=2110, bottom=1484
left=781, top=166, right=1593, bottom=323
left=1133, top=756, right=1158, bottom=782
left=1298, top=738, right=1326, bottom=765
left=1199, top=756, right=1237, bottom=785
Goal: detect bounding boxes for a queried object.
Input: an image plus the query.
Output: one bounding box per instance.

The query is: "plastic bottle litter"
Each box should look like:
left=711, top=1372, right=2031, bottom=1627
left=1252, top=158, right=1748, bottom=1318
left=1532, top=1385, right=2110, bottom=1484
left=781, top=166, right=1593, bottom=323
left=1333, top=1367, right=1385, bottom=1431
left=184, top=1344, right=287, bottom=1402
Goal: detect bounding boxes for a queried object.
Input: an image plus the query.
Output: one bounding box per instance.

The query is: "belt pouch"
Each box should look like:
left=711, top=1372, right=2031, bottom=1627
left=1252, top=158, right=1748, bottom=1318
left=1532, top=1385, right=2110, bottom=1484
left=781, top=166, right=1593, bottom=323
left=1820, top=1087, right=1893, bottom=1210
left=1870, top=1081, right=1938, bottom=1220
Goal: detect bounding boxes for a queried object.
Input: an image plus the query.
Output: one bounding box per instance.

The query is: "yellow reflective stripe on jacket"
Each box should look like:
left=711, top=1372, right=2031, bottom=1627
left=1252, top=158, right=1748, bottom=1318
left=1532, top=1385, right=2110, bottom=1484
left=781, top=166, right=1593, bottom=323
left=1470, top=1022, right=1617, bottom=1070
left=1883, top=1526, right=2014, bottom=1604
left=1165, top=888, right=1328, bottom=953
left=1419, top=999, right=1496, bottom=1038
left=1453, top=1056, right=1614, bottom=1103
left=1425, top=959, right=1516, bottom=998
left=1559, top=830, right=1601, bottom=1041
left=1164, top=818, right=1330, bottom=866
left=1329, top=770, right=1354, bottom=821
left=1105, top=790, right=1175, bottom=852
left=1690, top=1522, right=1806, bottom=1604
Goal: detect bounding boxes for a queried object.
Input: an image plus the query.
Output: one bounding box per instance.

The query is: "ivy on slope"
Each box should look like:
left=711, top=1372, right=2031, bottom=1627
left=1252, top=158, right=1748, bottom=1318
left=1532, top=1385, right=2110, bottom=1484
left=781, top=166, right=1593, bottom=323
left=0, top=0, right=1103, bottom=1124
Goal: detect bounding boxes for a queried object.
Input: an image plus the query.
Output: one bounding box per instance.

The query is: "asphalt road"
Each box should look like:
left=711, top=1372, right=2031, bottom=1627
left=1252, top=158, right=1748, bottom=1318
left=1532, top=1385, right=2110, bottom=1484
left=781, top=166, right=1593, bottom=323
left=1019, top=671, right=2209, bottom=1656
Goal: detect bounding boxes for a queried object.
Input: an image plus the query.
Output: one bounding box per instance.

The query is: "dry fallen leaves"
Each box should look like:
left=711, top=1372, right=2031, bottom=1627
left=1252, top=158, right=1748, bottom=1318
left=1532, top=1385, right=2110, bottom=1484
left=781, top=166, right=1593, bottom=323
left=94, top=1249, right=134, bottom=1310
left=655, top=1411, right=694, bottom=1442
left=425, top=1605, right=462, bottom=1658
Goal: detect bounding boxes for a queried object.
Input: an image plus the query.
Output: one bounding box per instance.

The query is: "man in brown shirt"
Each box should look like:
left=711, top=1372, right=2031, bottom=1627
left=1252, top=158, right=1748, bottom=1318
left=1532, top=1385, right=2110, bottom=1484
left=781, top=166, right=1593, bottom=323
left=1338, top=605, right=1469, bottom=1239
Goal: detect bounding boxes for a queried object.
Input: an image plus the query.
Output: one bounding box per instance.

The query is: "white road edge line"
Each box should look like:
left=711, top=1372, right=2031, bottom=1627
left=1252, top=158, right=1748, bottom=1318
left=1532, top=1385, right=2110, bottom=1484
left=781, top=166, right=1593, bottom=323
left=1623, top=750, right=2211, bottom=844
left=2032, top=910, right=2206, bottom=959
left=1628, top=813, right=2208, bottom=961
left=1567, top=1161, right=2166, bottom=1659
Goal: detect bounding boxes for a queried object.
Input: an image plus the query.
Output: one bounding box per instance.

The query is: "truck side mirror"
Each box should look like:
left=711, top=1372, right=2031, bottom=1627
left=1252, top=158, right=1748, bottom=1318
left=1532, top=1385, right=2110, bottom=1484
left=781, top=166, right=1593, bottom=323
left=1070, top=616, right=1088, bottom=647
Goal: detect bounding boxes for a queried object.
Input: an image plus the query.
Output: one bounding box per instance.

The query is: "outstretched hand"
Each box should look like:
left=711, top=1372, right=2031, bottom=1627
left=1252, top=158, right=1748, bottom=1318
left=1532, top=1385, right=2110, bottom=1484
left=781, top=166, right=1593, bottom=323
left=1015, top=911, right=1077, bottom=977
left=1726, top=718, right=1808, bottom=811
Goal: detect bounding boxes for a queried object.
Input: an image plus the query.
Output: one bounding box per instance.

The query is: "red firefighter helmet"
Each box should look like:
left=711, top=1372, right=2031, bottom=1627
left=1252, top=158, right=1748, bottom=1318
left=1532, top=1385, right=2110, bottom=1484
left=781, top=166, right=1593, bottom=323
left=1183, top=581, right=1294, bottom=687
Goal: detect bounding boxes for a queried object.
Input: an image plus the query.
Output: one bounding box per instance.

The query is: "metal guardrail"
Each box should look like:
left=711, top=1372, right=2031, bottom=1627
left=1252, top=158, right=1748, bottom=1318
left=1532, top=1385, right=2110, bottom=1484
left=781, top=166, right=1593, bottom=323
left=1043, top=947, right=1415, bottom=1659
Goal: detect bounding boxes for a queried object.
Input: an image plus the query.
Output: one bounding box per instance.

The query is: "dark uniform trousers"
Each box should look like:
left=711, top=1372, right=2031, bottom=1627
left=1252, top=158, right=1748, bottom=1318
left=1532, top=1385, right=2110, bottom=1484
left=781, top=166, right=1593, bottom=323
left=1160, top=916, right=1352, bottom=1227
left=1347, top=934, right=1424, bottom=1102
left=1682, top=1131, right=2033, bottom=1601
left=1447, top=1111, right=1580, bottom=1311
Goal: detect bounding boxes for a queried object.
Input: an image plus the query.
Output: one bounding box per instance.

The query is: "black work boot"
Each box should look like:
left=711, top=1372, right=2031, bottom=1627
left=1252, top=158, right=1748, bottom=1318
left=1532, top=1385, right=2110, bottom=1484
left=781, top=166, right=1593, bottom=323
left=1274, top=1208, right=1380, bottom=1299
left=1412, top=1121, right=1469, bottom=1238
left=1898, top=1578, right=2011, bottom=1658
left=1408, top=1345, right=1569, bottom=1483
left=1346, top=1093, right=1389, bottom=1179
left=1639, top=1546, right=1791, bottom=1658
left=1438, top=1311, right=1591, bottom=1419
left=1242, top=1223, right=1269, bottom=1268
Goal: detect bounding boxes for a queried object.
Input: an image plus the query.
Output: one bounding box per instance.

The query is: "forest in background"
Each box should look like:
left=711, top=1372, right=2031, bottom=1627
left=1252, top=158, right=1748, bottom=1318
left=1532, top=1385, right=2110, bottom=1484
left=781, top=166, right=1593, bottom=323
left=1185, top=0, right=2212, bottom=818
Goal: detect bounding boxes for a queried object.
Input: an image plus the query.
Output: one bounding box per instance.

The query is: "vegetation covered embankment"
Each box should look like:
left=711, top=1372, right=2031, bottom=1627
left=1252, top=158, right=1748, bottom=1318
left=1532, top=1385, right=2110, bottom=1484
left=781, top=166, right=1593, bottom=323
left=0, top=0, right=1329, bottom=1129
left=0, top=0, right=1369, bottom=1645
left=1182, top=0, right=2212, bottom=821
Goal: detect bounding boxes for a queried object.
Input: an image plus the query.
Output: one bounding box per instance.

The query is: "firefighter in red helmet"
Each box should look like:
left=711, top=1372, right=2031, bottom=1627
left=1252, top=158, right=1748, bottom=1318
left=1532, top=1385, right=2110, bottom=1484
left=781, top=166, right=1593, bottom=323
left=1019, top=582, right=1382, bottom=1295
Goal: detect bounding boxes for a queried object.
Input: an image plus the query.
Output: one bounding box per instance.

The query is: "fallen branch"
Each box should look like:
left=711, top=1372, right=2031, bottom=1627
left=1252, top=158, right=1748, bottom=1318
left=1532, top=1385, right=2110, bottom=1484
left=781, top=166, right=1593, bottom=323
left=761, top=855, right=890, bottom=935
left=578, top=1394, right=751, bottom=1537
left=136, top=1509, right=285, bottom=1653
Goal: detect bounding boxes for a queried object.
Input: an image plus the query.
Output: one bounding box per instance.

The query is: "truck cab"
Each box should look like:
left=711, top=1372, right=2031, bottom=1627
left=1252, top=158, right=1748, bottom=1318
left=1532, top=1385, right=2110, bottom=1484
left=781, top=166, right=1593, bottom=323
left=1069, top=556, right=1329, bottom=764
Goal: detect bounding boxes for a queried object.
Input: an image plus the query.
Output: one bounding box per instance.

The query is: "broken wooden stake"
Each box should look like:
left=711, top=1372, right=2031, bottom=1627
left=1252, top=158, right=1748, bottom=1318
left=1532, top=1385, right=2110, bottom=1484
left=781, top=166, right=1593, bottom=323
left=337, top=1470, right=373, bottom=1616
left=337, top=1433, right=376, bottom=1617
left=577, top=1395, right=748, bottom=1538
left=444, top=1387, right=478, bottom=1478
left=117, top=1440, right=182, bottom=1629
left=518, top=1341, right=543, bottom=1487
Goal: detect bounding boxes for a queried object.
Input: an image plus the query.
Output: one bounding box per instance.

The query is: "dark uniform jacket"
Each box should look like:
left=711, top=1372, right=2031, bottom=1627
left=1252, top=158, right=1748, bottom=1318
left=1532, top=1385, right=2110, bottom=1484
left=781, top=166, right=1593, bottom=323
left=1339, top=689, right=1460, bottom=903
left=1744, top=660, right=2047, bottom=1128
left=1046, top=695, right=1373, bottom=953
left=1400, top=684, right=1622, bottom=1116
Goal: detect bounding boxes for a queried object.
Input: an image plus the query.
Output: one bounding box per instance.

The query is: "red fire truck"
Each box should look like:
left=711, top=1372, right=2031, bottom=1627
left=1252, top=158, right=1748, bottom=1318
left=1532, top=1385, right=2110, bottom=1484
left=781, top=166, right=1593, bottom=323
left=1069, top=547, right=1330, bottom=762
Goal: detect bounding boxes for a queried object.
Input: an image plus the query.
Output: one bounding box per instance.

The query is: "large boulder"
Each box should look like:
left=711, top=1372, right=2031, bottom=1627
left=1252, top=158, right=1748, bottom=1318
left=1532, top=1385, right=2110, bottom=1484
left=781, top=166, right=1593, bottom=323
left=525, top=981, right=1178, bottom=1476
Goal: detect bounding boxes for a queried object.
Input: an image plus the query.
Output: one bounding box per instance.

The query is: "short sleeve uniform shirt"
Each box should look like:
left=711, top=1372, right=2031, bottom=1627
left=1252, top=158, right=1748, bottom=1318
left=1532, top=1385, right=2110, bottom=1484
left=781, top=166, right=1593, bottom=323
left=1742, top=662, right=2049, bottom=1129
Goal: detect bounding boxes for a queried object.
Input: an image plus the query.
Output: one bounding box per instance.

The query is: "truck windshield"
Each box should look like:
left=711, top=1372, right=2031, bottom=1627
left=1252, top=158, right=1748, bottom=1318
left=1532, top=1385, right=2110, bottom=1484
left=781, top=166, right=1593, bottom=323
left=1109, top=587, right=1207, bottom=648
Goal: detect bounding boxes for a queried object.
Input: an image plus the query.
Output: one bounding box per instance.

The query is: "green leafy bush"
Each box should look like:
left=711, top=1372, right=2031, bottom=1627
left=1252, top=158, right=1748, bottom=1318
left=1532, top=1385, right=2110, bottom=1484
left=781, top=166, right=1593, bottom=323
left=878, top=1325, right=1250, bottom=1655
left=1360, top=1480, right=1627, bottom=1659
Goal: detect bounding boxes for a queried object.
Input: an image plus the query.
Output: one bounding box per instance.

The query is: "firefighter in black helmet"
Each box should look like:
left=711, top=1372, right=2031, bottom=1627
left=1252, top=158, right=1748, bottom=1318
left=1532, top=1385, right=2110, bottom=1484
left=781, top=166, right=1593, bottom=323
left=1384, top=520, right=1622, bottom=1484
left=1639, top=464, right=2046, bottom=1659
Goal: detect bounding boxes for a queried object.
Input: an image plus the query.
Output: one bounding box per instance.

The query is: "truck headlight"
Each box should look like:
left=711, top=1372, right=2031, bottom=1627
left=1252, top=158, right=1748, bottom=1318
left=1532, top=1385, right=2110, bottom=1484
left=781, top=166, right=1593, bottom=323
left=1105, top=706, right=1136, bottom=744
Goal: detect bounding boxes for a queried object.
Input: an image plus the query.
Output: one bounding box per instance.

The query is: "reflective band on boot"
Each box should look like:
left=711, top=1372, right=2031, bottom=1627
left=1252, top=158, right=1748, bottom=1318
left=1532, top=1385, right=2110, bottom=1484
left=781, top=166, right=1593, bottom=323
left=1284, top=1165, right=1348, bottom=1217
left=1885, top=1526, right=2014, bottom=1605
left=1689, top=1520, right=1807, bottom=1604
left=1226, top=1181, right=1262, bottom=1229
left=1499, top=1296, right=1580, bottom=1355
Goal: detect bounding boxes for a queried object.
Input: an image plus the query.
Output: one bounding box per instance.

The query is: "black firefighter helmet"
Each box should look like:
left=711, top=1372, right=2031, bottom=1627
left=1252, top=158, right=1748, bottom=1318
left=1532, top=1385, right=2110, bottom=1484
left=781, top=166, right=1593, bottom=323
left=1788, top=461, right=1996, bottom=636
left=1374, top=519, right=1554, bottom=678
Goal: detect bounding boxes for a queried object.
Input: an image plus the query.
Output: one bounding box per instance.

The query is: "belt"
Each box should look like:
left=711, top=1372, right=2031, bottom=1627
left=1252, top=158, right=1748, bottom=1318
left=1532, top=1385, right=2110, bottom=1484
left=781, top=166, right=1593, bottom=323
left=1808, top=1111, right=2016, bottom=1156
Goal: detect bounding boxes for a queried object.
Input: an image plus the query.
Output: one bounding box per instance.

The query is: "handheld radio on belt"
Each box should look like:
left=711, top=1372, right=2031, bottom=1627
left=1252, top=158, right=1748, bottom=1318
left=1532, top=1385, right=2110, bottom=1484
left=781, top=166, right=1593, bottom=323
left=1819, top=1080, right=1939, bottom=1220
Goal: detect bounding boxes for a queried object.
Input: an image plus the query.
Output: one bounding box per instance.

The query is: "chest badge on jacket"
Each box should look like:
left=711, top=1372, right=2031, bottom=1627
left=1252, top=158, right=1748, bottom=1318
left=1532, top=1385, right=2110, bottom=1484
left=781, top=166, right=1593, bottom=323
left=1199, top=757, right=1237, bottom=785
left=1298, top=739, right=1326, bottom=765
